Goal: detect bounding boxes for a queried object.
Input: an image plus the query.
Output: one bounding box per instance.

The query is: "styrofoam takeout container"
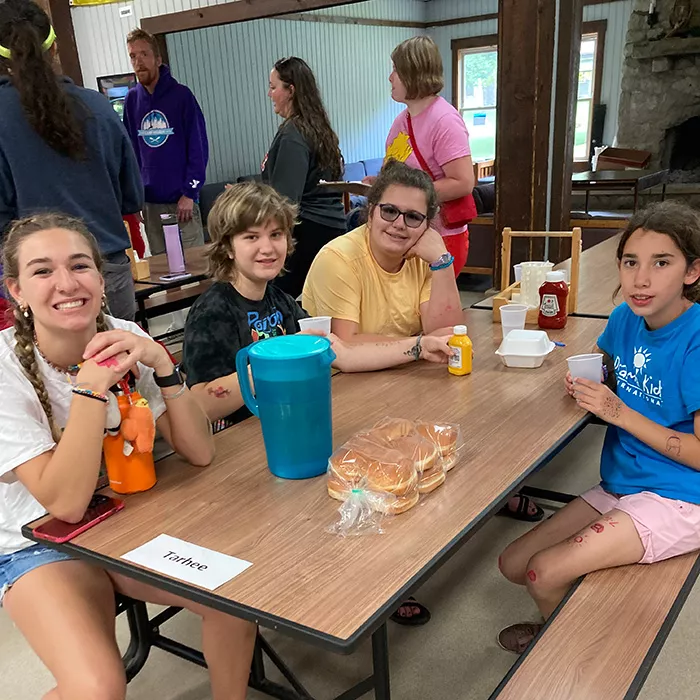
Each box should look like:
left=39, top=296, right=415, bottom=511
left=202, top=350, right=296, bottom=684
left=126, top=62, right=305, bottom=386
left=495, top=330, right=555, bottom=368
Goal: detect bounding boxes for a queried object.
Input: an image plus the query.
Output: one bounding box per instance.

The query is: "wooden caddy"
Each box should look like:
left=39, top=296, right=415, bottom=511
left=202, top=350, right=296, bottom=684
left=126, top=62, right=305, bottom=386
left=493, top=227, right=582, bottom=324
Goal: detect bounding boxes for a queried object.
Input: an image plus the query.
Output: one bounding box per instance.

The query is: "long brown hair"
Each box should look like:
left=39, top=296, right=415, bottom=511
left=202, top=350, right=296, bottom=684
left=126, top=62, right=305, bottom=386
left=615, top=201, right=700, bottom=302
left=2, top=214, right=110, bottom=442
left=273, top=57, right=343, bottom=179
left=0, top=0, right=86, bottom=159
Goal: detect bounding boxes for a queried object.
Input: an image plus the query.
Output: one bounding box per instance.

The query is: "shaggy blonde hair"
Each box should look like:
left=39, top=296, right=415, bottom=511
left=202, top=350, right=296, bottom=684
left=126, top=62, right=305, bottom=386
left=206, top=182, right=298, bottom=282
left=391, top=36, right=444, bottom=100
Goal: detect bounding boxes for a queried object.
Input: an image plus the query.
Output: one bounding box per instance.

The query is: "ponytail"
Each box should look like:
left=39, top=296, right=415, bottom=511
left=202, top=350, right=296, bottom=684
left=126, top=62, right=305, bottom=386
left=0, top=0, right=86, bottom=160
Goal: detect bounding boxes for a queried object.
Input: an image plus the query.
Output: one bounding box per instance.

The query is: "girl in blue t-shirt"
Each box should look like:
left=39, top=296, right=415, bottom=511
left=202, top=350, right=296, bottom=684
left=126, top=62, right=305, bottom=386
left=497, top=201, right=700, bottom=653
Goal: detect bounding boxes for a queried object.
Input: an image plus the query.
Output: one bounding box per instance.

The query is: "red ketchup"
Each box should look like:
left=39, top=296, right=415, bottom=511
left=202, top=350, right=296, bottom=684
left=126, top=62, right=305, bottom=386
left=538, top=271, right=569, bottom=329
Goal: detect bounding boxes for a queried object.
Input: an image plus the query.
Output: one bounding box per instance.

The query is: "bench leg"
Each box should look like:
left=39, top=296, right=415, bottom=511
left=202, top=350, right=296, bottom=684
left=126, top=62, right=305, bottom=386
left=123, top=600, right=153, bottom=682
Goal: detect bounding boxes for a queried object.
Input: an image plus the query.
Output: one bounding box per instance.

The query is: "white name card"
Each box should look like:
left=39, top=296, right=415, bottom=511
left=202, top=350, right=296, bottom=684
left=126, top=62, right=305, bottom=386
left=122, top=534, right=252, bottom=591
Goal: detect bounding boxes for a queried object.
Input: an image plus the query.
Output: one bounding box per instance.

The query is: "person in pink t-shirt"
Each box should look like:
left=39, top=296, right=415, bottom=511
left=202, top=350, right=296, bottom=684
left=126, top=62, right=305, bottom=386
left=382, top=36, right=475, bottom=275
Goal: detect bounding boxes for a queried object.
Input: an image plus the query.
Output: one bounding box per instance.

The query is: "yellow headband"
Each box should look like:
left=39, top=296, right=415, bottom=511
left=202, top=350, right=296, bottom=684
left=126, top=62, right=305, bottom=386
left=0, top=25, right=56, bottom=60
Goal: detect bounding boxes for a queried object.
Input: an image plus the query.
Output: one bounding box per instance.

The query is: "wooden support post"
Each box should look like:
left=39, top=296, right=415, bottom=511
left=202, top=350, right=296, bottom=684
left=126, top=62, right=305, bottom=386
left=34, top=0, right=83, bottom=85
left=494, top=0, right=584, bottom=287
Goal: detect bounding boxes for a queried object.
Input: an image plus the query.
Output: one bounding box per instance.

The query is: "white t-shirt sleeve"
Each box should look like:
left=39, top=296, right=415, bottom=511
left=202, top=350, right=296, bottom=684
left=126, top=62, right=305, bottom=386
left=0, top=363, right=55, bottom=484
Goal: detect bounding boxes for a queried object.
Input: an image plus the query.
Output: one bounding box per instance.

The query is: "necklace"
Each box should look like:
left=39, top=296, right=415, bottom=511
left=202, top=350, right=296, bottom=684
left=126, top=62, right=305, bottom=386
left=33, top=335, right=82, bottom=377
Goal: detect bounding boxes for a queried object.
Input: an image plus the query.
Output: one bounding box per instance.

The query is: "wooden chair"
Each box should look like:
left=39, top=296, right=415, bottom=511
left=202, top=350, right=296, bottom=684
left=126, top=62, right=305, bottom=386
left=474, top=159, right=495, bottom=181
left=491, top=551, right=700, bottom=700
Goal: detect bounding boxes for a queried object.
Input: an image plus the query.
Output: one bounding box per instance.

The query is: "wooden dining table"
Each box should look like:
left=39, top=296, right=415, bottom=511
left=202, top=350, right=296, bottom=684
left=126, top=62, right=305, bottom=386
left=133, top=245, right=211, bottom=330
left=473, top=233, right=621, bottom=319
left=24, top=311, right=607, bottom=700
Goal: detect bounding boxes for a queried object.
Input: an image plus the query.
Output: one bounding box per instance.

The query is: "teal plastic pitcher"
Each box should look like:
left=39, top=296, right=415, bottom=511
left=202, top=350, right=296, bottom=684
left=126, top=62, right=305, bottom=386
left=236, top=335, right=336, bottom=479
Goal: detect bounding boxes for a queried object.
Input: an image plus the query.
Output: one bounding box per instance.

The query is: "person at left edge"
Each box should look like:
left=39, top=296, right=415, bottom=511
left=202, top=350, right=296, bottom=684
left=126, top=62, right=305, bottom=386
left=0, top=0, right=143, bottom=322
left=124, top=28, right=209, bottom=256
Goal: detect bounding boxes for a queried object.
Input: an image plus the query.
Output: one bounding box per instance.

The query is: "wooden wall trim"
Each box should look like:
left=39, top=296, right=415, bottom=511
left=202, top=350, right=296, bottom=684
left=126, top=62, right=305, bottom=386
left=141, top=0, right=366, bottom=35
left=142, top=0, right=627, bottom=35
left=38, top=0, right=83, bottom=85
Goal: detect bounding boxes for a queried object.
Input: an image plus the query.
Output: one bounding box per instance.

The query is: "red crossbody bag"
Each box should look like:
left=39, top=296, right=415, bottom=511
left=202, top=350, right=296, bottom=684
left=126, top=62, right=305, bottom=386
left=406, top=113, right=477, bottom=229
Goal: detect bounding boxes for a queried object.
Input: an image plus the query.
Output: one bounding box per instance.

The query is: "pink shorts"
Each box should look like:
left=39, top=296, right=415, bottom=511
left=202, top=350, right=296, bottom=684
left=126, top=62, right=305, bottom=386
left=581, top=485, right=700, bottom=564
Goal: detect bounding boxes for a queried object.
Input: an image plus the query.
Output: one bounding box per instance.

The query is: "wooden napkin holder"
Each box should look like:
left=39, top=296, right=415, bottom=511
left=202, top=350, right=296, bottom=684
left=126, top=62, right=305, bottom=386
left=493, top=227, right=582, bottom=324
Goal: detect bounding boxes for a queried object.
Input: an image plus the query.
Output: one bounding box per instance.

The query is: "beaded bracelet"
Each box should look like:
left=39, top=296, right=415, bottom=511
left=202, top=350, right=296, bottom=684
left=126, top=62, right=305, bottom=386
left=72, top=387, right=108, bottom=403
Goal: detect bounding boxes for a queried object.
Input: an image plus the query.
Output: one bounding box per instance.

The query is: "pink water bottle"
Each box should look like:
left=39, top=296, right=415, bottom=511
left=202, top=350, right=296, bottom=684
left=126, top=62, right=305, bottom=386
left=160, top=214, right=186, bottom=274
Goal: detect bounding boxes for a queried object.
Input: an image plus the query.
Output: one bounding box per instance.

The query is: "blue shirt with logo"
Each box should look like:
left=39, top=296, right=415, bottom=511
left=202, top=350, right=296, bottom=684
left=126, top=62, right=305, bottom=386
left=597, top=302, right=700, bottom=503
left=123, top=66, right=208, bottom=204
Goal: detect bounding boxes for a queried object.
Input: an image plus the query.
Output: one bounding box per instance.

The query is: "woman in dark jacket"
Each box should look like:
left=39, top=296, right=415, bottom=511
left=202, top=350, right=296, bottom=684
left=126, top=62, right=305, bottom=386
left=0, top=0, right=143, bottom=320
left=264, top=56, right=346, bottom=298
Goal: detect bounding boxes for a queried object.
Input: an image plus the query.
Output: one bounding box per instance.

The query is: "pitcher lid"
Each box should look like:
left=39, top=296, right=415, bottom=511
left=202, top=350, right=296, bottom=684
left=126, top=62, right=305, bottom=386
left=247, top=334, right=332, bottom=360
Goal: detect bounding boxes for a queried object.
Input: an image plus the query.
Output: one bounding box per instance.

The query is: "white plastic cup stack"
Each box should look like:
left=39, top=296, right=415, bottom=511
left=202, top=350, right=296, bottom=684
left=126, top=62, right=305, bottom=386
left=499, top=304, right=528, bottom=340
left=298, top=316, right=332, bottom=336
left=567, top=353, right=603, bottom=383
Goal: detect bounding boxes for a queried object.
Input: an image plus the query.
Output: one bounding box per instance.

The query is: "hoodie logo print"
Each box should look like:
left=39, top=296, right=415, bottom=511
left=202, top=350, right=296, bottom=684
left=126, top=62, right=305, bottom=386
left=138, top=110, right=174, bottom=148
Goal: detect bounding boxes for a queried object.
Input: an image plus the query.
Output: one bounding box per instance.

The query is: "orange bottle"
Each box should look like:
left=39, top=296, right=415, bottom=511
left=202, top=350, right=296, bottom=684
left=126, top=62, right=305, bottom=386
left=103, top=390, right=157, bottom=494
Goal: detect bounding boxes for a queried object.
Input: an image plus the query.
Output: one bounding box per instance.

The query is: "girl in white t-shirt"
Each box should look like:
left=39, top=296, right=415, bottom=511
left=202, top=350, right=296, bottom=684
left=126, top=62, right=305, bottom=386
left=0, top=214, right=255, bottom=699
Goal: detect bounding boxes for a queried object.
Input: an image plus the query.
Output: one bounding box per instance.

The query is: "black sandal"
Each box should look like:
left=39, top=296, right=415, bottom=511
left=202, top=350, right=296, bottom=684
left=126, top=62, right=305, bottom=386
left=499, top=493, right=545, bottom=522
left=389, top=597, right=431, bottom=626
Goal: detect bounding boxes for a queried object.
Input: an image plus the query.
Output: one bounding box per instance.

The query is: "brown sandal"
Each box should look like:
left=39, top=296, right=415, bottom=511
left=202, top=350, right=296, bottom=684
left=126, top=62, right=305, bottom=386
left=497, top=622, right=544, bottom=654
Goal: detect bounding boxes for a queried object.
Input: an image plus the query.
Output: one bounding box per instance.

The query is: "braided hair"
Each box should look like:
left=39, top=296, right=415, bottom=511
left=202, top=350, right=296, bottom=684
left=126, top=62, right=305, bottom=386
left=2, top=214, right=110, bottom=442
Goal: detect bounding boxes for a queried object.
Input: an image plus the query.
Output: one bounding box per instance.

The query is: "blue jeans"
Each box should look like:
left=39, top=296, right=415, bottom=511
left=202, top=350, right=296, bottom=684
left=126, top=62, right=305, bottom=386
left=0, top=544, right=74, bottom=606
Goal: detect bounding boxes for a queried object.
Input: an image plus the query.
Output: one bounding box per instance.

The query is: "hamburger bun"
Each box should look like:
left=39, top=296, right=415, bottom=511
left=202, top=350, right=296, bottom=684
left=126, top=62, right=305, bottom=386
left=385, top=435, right=439, bottom=473
left=365, top=458, right=417, bottom=497
left=442, top=453, right=458, bottom=472
left=372, top=417, right=417, bottom=442
left=416, top=422, right=459, bottom=458
left=376, top=489, right=420, bottom=515
left=327, top=475, right=351, bottom=502
left=418, top=469, right=446, bottom=494
left=328, top=447, right=372, bottom=485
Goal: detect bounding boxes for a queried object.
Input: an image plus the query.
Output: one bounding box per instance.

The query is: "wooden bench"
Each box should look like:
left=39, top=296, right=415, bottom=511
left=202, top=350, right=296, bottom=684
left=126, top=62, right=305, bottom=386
left=490, top=551, right=700, bottom=700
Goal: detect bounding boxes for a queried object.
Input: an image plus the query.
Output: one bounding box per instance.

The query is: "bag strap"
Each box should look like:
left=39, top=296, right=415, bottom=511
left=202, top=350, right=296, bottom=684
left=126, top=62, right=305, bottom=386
left=406, top=113, right=437, bottom=182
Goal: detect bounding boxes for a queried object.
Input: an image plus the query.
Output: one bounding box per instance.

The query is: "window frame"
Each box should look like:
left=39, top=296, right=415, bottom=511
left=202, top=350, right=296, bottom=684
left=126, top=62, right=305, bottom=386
left=451, top=20, right=607, bottom=163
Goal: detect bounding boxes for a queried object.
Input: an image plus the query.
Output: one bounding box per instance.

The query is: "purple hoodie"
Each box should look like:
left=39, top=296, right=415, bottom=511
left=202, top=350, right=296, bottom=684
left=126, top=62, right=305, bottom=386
left=123, top=66, right=208, bottom=204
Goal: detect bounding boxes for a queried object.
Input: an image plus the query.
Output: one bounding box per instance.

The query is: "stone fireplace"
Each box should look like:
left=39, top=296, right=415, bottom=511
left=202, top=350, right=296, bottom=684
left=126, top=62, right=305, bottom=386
left=617, top=0, right=700, bottom=182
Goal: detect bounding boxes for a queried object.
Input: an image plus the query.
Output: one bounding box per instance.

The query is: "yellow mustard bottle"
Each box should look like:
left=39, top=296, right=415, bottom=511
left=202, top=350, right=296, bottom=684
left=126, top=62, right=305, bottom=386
left=448, top=324, right=472, bottom=376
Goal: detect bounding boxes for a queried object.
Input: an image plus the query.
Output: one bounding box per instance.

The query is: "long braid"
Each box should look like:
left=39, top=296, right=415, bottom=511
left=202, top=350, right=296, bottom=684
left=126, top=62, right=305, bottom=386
left=96, top=309, right=110, bottom=333
left=12, top=307, right=62, bottom=443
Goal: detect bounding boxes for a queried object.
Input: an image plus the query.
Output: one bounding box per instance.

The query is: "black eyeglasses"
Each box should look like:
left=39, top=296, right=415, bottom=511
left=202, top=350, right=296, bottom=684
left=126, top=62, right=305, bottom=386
left=378, top=203, right=427, bottom=229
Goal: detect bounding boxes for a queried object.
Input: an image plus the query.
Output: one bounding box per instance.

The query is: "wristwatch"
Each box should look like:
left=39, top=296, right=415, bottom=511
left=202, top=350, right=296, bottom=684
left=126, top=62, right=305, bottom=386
left=154, top=364, right=185, bottom=388
left=429, top=252, right=455, bottom=271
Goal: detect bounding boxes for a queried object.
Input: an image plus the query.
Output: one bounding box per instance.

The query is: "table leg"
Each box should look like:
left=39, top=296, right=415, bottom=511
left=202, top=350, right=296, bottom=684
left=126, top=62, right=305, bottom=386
left=584, top=189, right=590, bottom=215
left=136, top=297, right=149, bottom=332
left=372, top=624, right=391, bottom=700
left=634, top=185, right=639, bottom=212
left=661, top=183, right=667, bottom=202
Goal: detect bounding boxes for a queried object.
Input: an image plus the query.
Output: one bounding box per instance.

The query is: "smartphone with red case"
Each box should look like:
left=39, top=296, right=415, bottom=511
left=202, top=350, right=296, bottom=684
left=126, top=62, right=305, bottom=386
left=34, top=494, right=124, bottom=544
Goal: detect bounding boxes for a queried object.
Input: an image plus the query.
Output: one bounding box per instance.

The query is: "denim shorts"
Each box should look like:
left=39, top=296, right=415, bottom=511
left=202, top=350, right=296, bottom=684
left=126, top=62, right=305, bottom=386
left=0, top=544, right=74, bottom=606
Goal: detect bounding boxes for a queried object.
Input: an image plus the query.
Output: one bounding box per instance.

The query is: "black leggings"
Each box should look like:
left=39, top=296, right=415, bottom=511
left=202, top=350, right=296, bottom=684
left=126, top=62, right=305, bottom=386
left=274, top=218, right=346, bottom=299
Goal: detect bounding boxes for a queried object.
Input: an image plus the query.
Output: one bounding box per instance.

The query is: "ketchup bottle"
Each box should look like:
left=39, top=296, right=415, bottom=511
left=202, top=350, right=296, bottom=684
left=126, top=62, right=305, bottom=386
left=538, top=271, right=569, bottom=329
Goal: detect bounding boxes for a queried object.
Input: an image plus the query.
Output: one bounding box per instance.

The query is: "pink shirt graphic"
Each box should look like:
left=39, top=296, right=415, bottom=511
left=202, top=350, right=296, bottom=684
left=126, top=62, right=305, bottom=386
left=385, top=96, right=471, bottom=238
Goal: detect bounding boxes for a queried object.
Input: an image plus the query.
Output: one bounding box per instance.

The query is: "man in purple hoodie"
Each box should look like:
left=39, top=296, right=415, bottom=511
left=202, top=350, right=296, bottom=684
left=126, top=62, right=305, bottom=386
left=124, top=29, right=209, bottom=256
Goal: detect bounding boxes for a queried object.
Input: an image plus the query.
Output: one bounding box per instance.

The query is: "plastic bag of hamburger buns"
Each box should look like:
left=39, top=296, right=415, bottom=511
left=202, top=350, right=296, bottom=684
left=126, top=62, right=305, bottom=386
left=327, top=434, right=420, bottom=526
left=328, top=485, right=393, bottom=536
left=373, top=417, right=463, bottom=475
left=371, top=419, right=446, bottom=494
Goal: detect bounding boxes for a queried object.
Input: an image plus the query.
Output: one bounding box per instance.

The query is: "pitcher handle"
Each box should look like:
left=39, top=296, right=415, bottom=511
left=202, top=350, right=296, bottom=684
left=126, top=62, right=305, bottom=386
left=235, top=346, right=259, bottom=417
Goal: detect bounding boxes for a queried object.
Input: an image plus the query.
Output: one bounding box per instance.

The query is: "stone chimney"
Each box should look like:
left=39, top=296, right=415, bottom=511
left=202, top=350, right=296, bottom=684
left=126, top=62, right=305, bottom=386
left=617, top=0, right=700, bottom=182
